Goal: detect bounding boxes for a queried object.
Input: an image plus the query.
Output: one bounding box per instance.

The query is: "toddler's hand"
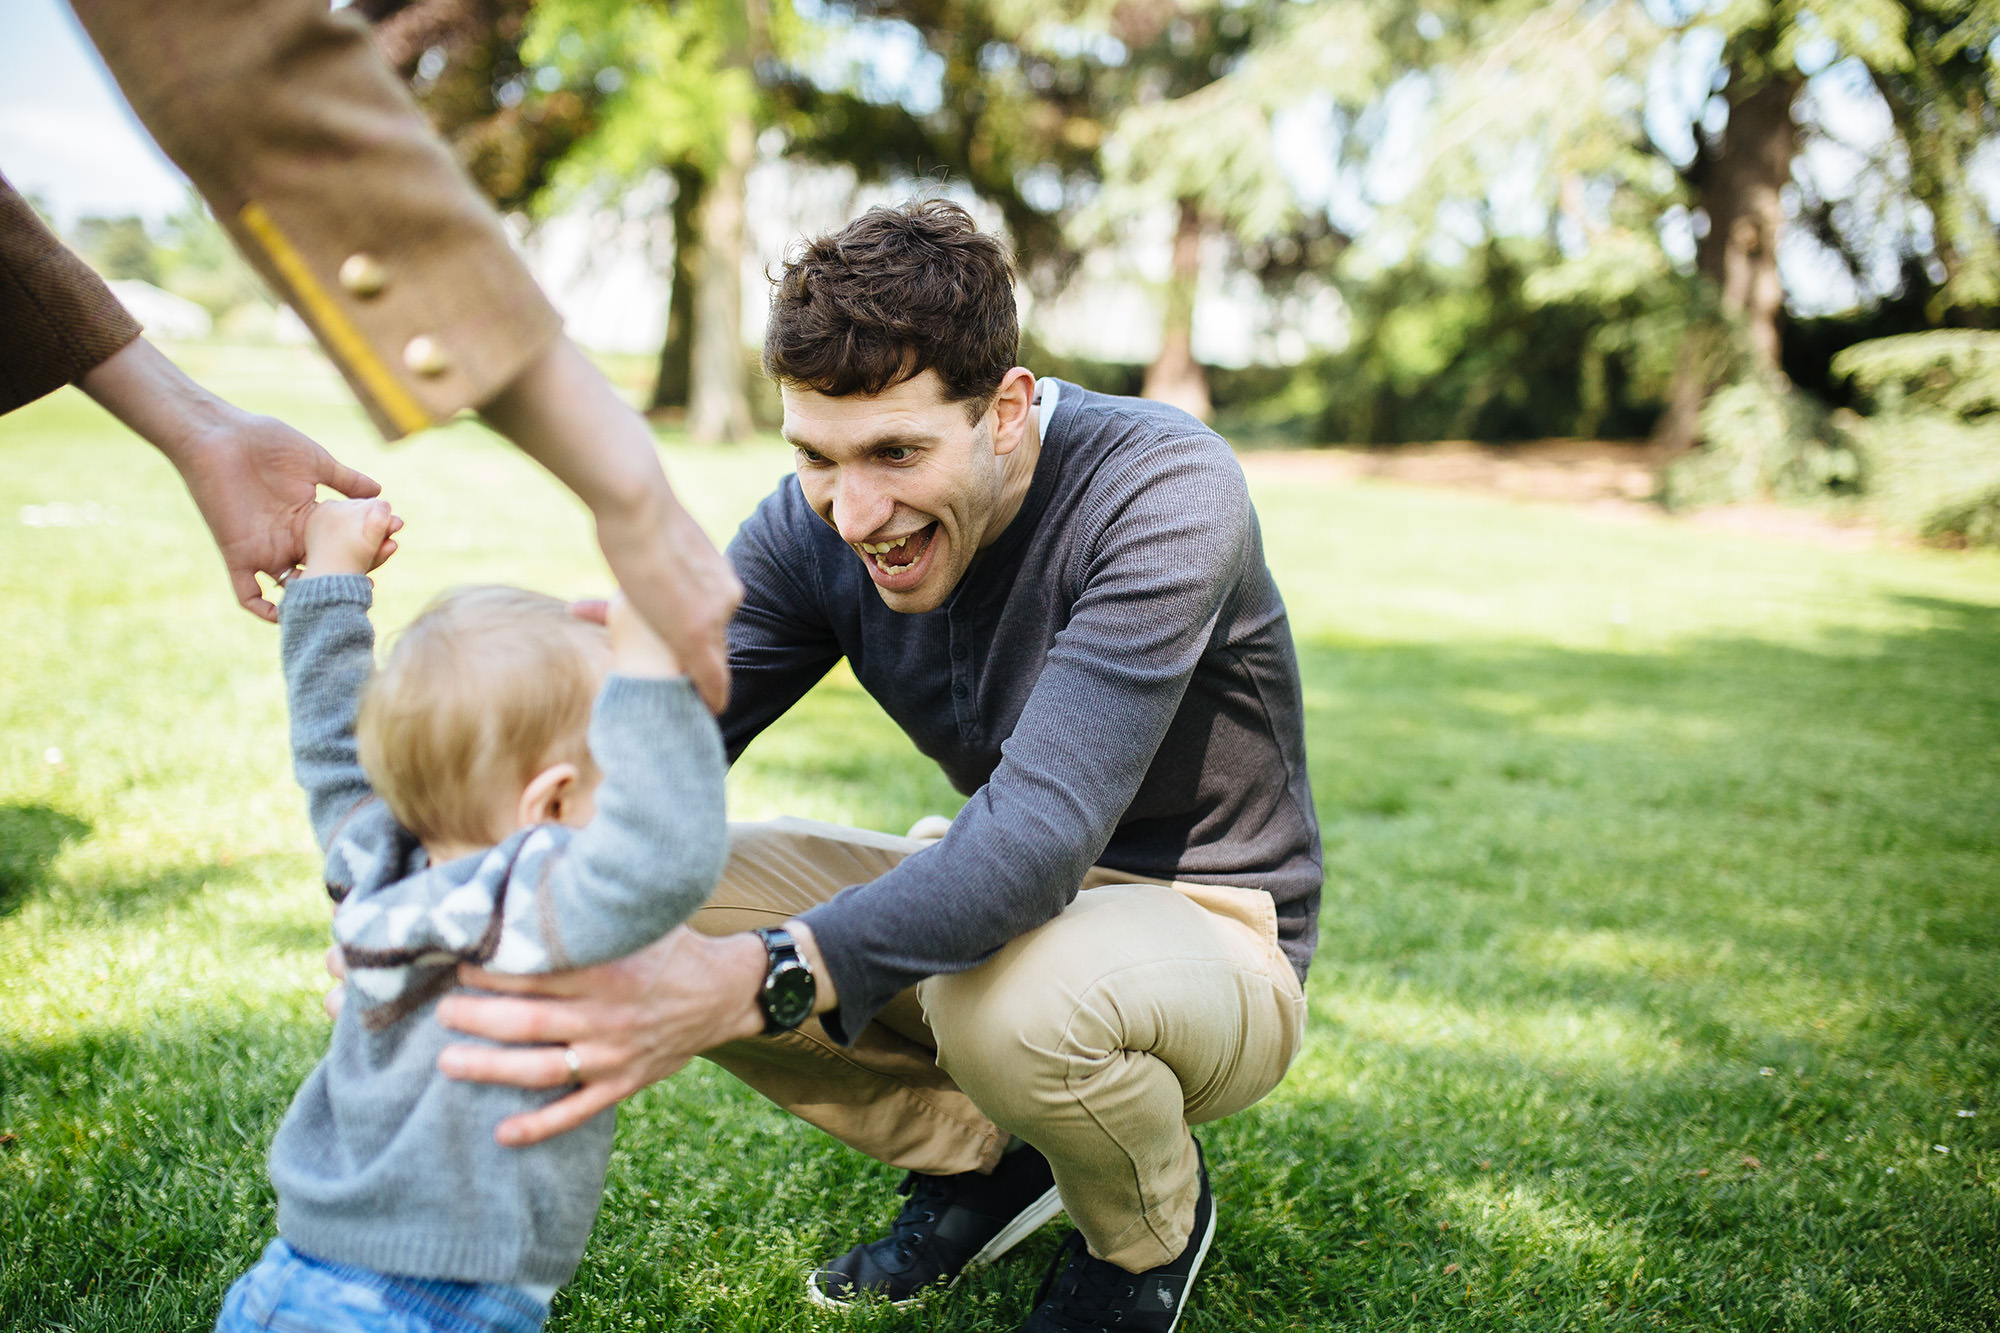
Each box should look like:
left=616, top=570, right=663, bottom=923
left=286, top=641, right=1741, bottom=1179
left=606, top=589, right=683, bottom=678
left=303, top=498, right=401, bottom=577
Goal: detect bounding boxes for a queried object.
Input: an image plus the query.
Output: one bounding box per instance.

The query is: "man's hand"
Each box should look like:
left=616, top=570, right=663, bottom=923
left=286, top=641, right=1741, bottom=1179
left=302, top=497, right=402, bottom=577
left=435, top=926, right=767, bottom=1147
left=78, top=338, right=382, bottom=622
left=478, top=336, right=741, bottom=711
left=592, top=493, right=740, bottom=709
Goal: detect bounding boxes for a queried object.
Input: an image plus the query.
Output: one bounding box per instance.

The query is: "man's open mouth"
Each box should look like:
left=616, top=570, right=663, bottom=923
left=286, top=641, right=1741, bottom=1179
left=857, top=523, right=937, bottom=576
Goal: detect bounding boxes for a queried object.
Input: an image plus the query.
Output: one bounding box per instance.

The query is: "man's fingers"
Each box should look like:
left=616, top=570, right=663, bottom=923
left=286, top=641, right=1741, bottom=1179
left=439, top=988, right=594, bottom=1043
left=437, top=1038, right=577, bottom=1090
left=493, top=1079, right=628, bottom=1147
left=685, top=641, right=731, bottom=713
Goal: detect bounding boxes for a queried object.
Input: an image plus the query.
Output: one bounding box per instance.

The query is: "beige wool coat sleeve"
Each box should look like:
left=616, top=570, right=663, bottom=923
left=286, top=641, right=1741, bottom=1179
left=0, top=173, right=144, bottom=414
left=67, top=0, right=564, bottom=440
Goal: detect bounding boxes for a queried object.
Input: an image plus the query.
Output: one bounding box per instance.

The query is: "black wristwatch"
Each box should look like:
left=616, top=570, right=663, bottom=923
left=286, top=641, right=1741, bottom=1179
left=752, top=926, right=816, bottom=1035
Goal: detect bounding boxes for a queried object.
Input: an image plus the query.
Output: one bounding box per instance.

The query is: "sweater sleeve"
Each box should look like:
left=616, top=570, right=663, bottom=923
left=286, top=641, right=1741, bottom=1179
left=0, top=173, right=142, bottom=414
left=800, top=435, right=1255, bottom=1041
left=278, top=574, right=381, bottom=853
left=489, top=676, right=730, bottom=971
left=716, top=480, right=845, bottom=763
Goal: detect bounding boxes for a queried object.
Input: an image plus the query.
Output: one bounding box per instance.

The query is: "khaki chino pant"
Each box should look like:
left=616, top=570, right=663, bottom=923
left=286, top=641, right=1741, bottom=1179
left=690, top=817, right=1310, bottom=1272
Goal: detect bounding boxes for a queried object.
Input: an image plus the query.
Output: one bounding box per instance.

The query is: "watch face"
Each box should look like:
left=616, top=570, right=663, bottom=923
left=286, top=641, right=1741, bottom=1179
left=764, top=959, right=815, bottom=1031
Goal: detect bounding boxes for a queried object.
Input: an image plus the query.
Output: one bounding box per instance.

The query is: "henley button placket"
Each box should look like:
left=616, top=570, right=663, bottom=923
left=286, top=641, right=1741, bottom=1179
left=948, top=612, right=976, bottom=738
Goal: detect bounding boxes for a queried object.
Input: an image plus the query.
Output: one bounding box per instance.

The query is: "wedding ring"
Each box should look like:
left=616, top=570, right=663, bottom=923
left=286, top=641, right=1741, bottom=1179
left=563, top=1046, right=583, bottom=1080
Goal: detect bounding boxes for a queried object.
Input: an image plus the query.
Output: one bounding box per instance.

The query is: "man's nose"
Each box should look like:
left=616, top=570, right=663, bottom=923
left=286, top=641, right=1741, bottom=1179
left=830, top=469, right=891, bottom=542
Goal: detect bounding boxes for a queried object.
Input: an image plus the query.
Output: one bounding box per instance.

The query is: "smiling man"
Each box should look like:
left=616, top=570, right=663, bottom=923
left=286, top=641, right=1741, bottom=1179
left=438, top=199, right=1322, bottom=1332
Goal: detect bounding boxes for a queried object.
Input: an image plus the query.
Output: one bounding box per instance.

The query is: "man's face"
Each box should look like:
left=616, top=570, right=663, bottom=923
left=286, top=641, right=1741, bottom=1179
left=783, top=368, right=1034, bottom=614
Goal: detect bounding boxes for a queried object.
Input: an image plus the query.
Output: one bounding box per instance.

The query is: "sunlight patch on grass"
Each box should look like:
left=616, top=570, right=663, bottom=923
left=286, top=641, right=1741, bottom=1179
left=1438, top=1176, right=1647, bottom=1272
left=1312, top=988, right=1691, bottom=1081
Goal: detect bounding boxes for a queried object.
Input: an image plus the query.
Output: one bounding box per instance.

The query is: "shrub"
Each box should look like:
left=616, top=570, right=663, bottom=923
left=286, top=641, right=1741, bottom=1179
left=1832, top=330, right=2000, bottom=547
left=1660, top=375, right=1860, bottom=509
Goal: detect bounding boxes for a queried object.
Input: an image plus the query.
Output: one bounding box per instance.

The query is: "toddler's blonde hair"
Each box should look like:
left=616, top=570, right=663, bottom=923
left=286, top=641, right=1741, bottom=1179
left=357, top=586, right=609, bottom=847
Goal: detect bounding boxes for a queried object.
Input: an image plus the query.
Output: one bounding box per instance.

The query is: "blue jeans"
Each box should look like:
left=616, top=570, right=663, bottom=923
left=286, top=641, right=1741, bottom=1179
left=215, top=1240, right=549, bottom=1333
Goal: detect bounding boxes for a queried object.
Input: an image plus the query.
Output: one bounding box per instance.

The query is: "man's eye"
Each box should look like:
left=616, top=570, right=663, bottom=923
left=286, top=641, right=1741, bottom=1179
left=795, top=447, right=828, bottom=465
left=880, top=446, right=915, bottom=462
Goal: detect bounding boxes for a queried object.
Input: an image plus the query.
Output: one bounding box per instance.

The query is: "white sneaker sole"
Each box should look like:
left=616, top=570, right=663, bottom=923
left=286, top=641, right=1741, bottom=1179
left=1164, top=1196, right=1218, bottom=1333
left=803, top=1184, right=1066, bottom=1311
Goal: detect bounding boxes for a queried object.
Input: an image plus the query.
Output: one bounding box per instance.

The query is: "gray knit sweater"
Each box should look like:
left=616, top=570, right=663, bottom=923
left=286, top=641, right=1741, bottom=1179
left=719, top=381, right=1322, bottom=1044
left=269, top=574, right=727, bottom=1288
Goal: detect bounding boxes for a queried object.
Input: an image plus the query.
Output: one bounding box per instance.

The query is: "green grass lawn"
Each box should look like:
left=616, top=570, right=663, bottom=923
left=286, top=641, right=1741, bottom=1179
left=3, top=344, right=1997, bottom=1332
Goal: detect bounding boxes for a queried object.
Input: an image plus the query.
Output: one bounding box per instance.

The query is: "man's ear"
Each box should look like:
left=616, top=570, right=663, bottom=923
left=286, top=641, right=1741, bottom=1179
left=518, top=762, right=580, bottom=828
left=989, top=367, right=1036, bottom=457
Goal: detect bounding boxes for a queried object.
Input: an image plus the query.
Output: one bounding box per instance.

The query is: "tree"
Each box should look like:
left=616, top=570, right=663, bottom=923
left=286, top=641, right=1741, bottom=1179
left=1014, top=0, right=1380, bottom=419
left=519, top=0, right=790, bottom=441
left=1870, top=0, right=2000, bottom=322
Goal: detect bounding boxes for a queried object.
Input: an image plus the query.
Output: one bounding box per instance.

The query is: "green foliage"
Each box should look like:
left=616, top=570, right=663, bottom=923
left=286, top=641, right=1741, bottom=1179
left=1661, top=376, right=1860, bottom=507
left=68, top=216, right=158, bottom=284
left=1832, top=330, right=2000, bottom=545
left=151, top=196, right=273, bottom=321
left=1835, top=329, right=2000, bottom=417
left=521, top=0, right=773, bottom=206
left=64, top=197, right=271, bottom=322
left=1219, top=241, right=1675, bottom=444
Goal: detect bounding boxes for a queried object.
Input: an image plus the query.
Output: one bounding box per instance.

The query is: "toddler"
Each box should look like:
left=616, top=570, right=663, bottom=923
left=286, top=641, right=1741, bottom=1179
left=215, top=498, right=727, bottom=1333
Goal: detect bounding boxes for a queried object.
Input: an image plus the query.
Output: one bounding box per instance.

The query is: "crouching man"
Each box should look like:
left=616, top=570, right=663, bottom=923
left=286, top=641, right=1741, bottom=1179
left=439, top=199, right=1323, bottom=1332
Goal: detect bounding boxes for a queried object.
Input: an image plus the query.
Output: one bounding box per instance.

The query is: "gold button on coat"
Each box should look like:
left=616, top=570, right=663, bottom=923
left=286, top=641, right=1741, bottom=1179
left=402, top=335, right=451, bottom=376
left=338, top=252, right=386, bottom=297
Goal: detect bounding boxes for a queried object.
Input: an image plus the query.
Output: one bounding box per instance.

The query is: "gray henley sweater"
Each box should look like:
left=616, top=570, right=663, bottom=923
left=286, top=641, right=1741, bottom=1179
left=720, top=381, right=1322, bottom=1044
left=269, top=574, right=727, bottom=1288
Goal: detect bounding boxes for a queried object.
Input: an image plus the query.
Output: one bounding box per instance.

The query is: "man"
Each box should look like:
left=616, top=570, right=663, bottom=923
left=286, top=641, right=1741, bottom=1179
left=439, top=199, right=1322, bottom=1332
left=53, top=0, right=738, bottom=703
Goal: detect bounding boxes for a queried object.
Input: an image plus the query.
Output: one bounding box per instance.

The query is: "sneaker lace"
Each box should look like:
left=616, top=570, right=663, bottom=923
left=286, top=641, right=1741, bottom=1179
left=1031, top=1231, right=1139, bottom=1331
left=882, top=1172, right=957, bottom=1269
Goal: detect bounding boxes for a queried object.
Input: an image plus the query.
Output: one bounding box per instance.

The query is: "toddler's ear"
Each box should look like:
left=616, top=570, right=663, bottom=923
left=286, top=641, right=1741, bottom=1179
left=517, top=762, right=581, bottom=829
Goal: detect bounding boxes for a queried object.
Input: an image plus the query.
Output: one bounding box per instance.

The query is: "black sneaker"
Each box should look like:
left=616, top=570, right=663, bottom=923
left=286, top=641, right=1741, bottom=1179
left=1016, top=1140, right=1216, bottom=1333
left=806, top=1144, right=1064, bottom=1308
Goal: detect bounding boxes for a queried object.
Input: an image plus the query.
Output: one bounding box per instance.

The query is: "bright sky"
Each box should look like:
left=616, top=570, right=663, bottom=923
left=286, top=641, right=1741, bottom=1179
left=0, top=0, right=193, bottom=226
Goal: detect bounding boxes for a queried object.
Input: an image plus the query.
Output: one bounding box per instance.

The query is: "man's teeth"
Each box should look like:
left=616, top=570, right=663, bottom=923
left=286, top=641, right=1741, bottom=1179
left=860, top=536, right=919, bottom=574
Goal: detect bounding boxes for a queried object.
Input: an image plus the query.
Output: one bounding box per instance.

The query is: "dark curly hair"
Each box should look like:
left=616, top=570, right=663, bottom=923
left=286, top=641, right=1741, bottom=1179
left=762, top=199, right=1018, bottom=418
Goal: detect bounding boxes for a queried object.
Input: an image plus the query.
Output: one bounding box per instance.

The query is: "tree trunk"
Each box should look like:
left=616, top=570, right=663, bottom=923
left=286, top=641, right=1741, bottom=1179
left=1652, top=67, right=1801, bottom=454
left=649, top=164, right=706, bottom=413
left=1142, top=196, right=1213, bottom=422
left=686, top=1, right=763, bottom=445
left=686, top=114, right=755, bottom=444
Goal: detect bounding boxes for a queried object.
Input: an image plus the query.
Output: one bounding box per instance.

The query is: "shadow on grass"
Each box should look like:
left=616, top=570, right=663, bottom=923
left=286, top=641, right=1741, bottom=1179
left=0, top=803, right=90, bottom=917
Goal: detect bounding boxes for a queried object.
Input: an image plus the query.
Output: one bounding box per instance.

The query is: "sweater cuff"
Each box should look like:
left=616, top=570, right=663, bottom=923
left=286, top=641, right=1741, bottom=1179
left=792, top=902, right=879, bottom=1047
left=280, top=573, right=374, bottom=614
